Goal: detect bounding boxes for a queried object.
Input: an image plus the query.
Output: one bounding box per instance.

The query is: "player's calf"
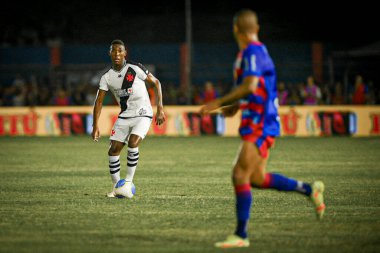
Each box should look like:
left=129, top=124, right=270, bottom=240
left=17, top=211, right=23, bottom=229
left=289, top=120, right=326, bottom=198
left=126, top=147, right=139, bottom=182
left=251, top=173, right=312, bottom=196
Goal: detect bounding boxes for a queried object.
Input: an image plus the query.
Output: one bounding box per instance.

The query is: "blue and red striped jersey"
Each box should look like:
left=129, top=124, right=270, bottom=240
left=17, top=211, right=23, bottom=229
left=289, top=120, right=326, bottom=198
left=233, top=42, right=280, bottom=137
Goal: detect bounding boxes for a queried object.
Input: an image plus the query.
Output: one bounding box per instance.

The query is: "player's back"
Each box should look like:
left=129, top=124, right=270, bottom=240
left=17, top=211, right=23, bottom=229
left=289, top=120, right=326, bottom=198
left=236, top=42, right=280, bottom=137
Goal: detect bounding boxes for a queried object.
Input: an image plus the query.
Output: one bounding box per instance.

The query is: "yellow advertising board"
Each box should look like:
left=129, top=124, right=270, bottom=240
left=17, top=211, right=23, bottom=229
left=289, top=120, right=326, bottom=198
left=0, top=106, right=379, bottom=137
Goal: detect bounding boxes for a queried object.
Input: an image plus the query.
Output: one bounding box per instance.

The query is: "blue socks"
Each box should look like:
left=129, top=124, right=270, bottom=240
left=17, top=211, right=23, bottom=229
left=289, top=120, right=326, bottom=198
left=258, top=173, right=312, bottom=196
left=233, top=174, right=312, bottom=239
left=234, top=184, right=252, bottom=239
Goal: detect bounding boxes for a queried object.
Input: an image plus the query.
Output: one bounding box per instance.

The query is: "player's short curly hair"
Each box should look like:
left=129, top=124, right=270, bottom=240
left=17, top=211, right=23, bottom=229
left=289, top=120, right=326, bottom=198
left=109, top=39, right=126, bottom=52
left=111, top=39, right=125, bottom=47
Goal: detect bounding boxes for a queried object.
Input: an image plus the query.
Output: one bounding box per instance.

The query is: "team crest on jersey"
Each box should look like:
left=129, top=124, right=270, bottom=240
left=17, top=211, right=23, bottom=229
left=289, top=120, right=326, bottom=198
left=125, top=72, right=135, bottom=82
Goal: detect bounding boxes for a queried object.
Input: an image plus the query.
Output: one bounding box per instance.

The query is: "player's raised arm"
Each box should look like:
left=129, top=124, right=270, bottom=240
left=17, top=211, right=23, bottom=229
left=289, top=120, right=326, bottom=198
left=145, top=73, right=165, bottom=125
left=200, top=76, right=259, bottom=115
left=91, top=89, right=107, bottom=141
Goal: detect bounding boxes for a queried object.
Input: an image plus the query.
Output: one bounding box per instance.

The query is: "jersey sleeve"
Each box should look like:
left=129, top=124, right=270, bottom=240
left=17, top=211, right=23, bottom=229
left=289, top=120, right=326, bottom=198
left=135, top=63, right=149, bottom=81
left=98, top=75, right=109, bottom=91
left=242, top=46, right=262, bottom=78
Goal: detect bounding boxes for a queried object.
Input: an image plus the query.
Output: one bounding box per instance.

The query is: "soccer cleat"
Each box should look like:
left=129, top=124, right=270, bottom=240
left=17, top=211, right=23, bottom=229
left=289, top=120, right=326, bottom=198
left=215, top=235, right=250, bottom=248
left=310, top=181, right=325, bottom=220
left=106, top=191, right=116, bottom=198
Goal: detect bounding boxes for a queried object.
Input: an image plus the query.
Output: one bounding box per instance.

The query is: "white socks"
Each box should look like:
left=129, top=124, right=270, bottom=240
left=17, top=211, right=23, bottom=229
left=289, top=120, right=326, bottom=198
left=109, top=155, right=121, bottom=184
left=108, top=147, right=139, bottom=185
left=126, top=147, right=139, bottom=182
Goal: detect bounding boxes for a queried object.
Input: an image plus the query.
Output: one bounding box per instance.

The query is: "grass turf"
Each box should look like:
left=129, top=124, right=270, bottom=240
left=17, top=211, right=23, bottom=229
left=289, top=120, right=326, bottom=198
left=0, top=136, right=379, bottom=253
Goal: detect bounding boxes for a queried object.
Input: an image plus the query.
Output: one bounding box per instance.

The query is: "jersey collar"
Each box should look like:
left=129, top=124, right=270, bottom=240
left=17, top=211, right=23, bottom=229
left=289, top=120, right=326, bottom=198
left=112, top=60, right=127, bottom=73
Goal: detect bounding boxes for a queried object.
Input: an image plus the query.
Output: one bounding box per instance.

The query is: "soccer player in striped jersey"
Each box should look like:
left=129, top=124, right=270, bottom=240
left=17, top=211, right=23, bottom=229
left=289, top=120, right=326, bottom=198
left=91, top=39, right=165, bottom=197
left=200, top=10, right=325, bottom=248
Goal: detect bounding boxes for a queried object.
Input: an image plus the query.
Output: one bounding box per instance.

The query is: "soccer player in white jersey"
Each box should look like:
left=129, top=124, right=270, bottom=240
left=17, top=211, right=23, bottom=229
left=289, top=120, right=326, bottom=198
left=91, top=39, right=165, bottom=197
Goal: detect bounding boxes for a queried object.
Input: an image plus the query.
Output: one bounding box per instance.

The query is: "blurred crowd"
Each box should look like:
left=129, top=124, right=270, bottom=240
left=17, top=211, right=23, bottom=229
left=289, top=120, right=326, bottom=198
left=1, top=74, right=379, bottom=107
left=277, top=75, right=380, bottom=106
left=0, top=74, right=101, bottom=107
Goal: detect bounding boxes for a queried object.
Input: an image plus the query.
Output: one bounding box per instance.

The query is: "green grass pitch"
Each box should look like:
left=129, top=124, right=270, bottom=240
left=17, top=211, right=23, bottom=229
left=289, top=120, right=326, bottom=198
left=0, top=136, right=379, bottom=253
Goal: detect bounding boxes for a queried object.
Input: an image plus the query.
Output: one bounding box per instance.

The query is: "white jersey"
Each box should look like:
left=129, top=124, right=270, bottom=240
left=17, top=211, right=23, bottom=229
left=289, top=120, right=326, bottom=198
left=99, top=60, right=153, bottom=118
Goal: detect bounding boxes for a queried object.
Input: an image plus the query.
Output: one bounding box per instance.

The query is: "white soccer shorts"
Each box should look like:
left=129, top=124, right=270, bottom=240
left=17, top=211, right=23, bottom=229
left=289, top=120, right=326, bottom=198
left=110, top=117, right=152, bottom=143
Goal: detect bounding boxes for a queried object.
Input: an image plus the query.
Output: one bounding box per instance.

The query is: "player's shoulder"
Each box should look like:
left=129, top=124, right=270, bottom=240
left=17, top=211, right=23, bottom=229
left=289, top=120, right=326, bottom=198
left=101, top=67, right=113, bottom=78
left=126, top=60, right=149, bottom=75
left=244, top=42, right=267, bottom=54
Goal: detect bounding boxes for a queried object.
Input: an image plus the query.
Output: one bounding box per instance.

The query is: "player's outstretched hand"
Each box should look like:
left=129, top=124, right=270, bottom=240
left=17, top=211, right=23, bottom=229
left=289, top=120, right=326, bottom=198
left=155, top=106, right=165, bottom=125
left=92, top=126, right=100, bottom=142
left=200, top=99, right=221, bottom=115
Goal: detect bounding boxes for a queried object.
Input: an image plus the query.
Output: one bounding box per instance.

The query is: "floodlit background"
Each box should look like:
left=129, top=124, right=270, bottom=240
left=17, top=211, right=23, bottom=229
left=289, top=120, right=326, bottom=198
left=1, top=1, right=380, bottom=107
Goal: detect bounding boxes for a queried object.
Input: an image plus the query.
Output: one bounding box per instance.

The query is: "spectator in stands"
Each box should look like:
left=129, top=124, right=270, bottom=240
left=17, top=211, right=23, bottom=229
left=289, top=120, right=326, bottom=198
left=350, top=75, right=367, bottom=105
left=277, top=81, right=288, bottom=105
left=192, top=85, right=203, bottom=105
left=319, top=83, right=331, bottom=105
left=37, top=86, right=52, bottom=105
left=162, top=82, right=177, bottom=105
left=215, top=79, right=229, bottom=98
left=53, top=88, right=71, bottom=106
left=331, top=82, right=345, bottom=105
left=71, top=84, right=88, bottom=105
left=366, top=80, right=377, bottom=105
left=2, top=86, right=16, bottom=106
left=12, top=85, right=26, bottom=106
left=86, top=85, right=98, bottom=105
left=301, top=76, right=321, bottom=105
left=287, top=86, right=302, bottom=106
left=176, top=88, right=188, bottom=105
left=297, top=82, right=305, bottom=104
left=202, top=81, right=219, bottom=103
left=24, top=75, right=39, bottom=106
left=12, top=74, right=26, bottom=88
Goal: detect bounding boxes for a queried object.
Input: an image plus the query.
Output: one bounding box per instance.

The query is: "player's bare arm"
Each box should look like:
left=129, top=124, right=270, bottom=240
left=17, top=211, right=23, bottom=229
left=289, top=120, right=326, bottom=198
left=91, top=89, right=107, bottom=141
left=221, top=102, right=240, bottom=117
left=200, top=76, right=259, bottom=115
left=145, top=73, right=165, bottom=125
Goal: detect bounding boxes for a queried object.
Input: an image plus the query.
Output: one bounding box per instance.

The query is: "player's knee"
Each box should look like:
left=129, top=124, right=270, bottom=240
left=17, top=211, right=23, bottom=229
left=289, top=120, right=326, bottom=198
left=128, top=140, right=138, bottom=148
left=232, top=167, right=251, bottom=184
left=250, top=172, right=266, bottom=188
left=108, top=145, right=120, bottom=156
left=128, top=136, right=141, bottom=148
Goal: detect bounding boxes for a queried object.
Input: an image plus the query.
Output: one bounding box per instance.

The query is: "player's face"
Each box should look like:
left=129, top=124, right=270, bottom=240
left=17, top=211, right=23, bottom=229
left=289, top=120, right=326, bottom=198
left=110, top=44, right=127, bottom=66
